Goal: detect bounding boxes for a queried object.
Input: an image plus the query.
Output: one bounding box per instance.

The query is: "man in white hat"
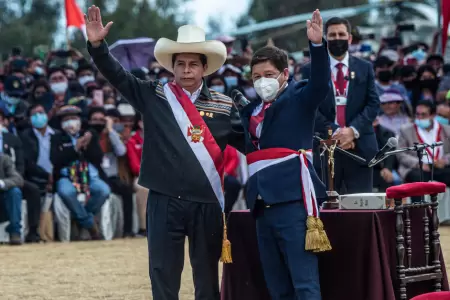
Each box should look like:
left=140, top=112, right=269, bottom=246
left=85, top=5, right=243, bottom=300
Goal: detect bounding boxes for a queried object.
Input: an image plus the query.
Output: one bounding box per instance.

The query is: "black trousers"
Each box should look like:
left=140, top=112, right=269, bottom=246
left=21, top=180, right=41, bottom=233
left=405, top=166, right=450, bottom=202
left=107, top=176, right=134, bottom=233
left=147, top=191, right=222, bottom=300
left=334, top=152, right=373, bottom=194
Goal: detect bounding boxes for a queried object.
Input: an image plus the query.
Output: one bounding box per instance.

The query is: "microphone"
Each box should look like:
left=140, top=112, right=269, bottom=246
left=231, top=89, right=250, bottom=109
left=368, top=137, right=398, bottom=167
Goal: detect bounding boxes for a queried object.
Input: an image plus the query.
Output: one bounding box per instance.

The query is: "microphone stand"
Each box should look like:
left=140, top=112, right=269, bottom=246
left=414, top=142, right=426, bottom=183
left=430, top=144, right=436, bottom=182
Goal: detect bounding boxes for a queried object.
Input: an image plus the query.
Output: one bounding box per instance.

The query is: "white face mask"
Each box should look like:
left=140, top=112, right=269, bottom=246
left=61, top=119, right=81, bottom=135
left=78, top=75, right=95, bottom=86
left=50, top=82, right=68, bottom=95
left=254, top=74, right=282, bottom=102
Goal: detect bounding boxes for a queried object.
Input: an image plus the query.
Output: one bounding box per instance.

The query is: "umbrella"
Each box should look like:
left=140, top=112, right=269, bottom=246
left=109, top=37, right=155, bottom=71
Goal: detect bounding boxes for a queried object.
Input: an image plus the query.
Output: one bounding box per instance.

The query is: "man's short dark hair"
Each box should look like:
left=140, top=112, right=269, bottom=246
left=416, top=100, right=436, bottom=115
left=27, top=103, right=45, bottom=117
left=250, top=46, right=288, bottom=72
left=47, top=67, right=66, bottom=79
left=171, top=53, right=207, bottom=67
left=325, top=17, right=351, bottom=35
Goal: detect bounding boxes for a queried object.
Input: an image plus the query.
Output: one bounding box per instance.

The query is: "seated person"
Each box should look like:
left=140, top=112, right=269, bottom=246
left=50, top=105, right=110, bottom=239
left=397, top=101, right=450, bottom=202
left=87, top=106, right=135, bottom=237
left=436, top=103, right=450, bottom=125
left=377, top=90, right=411, bottom=136
left=372, top=118, right=401, bottom=192
left=0, top=153, right=24, bottom=245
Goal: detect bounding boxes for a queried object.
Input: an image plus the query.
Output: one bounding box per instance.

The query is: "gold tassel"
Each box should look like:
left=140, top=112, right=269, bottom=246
left=305, top=216, right=321, bottom=251
left=313, top=218, right=332, bottom=253
left=220, top=212, right=233, bottom=263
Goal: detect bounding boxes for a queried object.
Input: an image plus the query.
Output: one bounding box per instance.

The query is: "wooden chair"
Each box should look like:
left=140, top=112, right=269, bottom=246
left=386, top=182, right=447, bottom=300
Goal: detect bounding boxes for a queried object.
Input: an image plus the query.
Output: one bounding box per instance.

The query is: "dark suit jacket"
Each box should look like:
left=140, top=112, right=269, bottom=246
left=2, top=132, right=25, bottom=176
left=239, top=41, right=330, bottom=211
left=50, top=129, right=105, bottom=183
left=19, top=127, right=59, bottom=184
left=302, top=55, right=380, bottom=161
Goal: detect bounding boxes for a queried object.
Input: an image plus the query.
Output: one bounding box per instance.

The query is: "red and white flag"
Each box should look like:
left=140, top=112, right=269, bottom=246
left=65, top=0, right=87, bottom=40
left=442, top=0, right=450, bottom=54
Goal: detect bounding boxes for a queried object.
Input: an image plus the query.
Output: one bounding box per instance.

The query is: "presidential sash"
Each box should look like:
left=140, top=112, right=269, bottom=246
left=246, top=148, right=331, bottom=253
left=164, top=82, right=232, bottom=262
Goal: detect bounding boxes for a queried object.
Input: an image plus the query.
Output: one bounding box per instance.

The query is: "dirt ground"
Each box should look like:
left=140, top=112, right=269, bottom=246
left=2, top=227, right=450, bottom=300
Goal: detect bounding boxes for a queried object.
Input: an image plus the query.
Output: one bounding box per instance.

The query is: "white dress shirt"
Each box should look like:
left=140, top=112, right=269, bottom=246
left=182, top=82, right=203, bottom=103
left=329, top=52, right=360, bottom=139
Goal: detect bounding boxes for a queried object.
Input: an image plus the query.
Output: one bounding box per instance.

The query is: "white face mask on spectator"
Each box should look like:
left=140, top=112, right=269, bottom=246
left=61, top=119, right=81, bottom=136
left=78, top=75, right=95, bottom=86
left=50, top=82, right=68, bottom=95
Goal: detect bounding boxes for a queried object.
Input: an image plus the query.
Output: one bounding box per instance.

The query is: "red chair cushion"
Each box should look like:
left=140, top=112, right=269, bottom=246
left=410, top=292, right=450, bottom=300
left=386, top=182, right=446, bottom=199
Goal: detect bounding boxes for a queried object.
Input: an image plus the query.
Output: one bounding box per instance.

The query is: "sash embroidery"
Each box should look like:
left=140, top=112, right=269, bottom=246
left=164, top=83, right=225, bottom=210
left=414, top=123, right=442, bottom=161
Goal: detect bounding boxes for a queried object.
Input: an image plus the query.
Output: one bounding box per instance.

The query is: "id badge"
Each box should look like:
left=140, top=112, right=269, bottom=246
left=101, top=156, right=111, bottom=168
left=335, top=96, right=347, bottom=106
left=77, top=193, right=86, bottom=203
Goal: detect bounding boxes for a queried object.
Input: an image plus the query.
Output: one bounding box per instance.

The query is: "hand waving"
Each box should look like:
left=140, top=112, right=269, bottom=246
left=306, top=9, right=323, bottom=44
left=84, top=5, right=113, bottom=45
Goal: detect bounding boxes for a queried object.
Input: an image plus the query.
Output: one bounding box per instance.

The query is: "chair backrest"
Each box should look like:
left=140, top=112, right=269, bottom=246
left=410, top=291, right=450, bottom=300
left=394, top=194, right=443, bottom=300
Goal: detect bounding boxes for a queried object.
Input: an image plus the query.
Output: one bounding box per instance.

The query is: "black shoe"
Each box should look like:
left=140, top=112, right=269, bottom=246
left=25, top=232, right=41, bottom=243
left=123, top=231, right=136, bottom=238
left=9, top=234, right=22, bottom=246
left=136, top=229, right=147, bottom=238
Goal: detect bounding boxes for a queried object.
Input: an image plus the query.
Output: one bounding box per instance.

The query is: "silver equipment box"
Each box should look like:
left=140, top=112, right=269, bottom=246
left=339, top=193, right=387, bottom=210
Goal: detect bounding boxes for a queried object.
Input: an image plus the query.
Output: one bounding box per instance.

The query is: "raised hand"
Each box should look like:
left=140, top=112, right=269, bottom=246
left=84, top=5, right=113, bottom=45
left=306, top=9, right=323, bottom=44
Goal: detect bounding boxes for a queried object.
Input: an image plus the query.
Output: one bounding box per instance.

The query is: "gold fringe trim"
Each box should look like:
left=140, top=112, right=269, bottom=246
left=305, top=216, right=332, bottom=253
left=220, top=212, right=233, bottom=263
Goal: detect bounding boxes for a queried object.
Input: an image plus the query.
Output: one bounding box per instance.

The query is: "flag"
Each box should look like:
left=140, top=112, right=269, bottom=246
left=442, top=0, right=450, bottom=54
left=65, top=0, right=87, bottom=40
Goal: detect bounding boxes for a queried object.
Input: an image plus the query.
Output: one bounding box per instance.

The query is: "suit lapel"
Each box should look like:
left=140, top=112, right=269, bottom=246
left=346, top=56, right=356, bottom=107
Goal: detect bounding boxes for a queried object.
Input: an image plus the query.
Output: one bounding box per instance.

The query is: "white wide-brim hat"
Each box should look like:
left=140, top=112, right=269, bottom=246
left=154, top=25, right=227, bottom=76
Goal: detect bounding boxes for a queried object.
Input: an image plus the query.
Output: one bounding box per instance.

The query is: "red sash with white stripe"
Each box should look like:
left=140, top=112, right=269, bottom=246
left=246, top=148, right=319, bottom=218
left=414, top=123, right=443, bottom=160
left=249, top=103, right=271, bottom=147
left=164, top=82, right=225, bottom=210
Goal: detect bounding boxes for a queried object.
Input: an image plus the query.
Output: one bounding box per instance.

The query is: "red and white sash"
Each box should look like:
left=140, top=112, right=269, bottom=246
left=414, top=121, right=443, bottom=161
left=246, top=148, right=319, bottom=218
left=249, top=102, right=271, bottom=139
left=164, top=82, right=225, bottom=210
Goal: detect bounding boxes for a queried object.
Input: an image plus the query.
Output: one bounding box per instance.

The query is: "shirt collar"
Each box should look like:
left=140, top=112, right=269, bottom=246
left=330, top=52, right=350, bottom=69
left=33, top=126, right=54, bottom=137
left=182, top=82, right=203, bottom=103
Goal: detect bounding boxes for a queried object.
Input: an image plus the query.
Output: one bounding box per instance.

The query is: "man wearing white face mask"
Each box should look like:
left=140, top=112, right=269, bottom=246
left=50, top=105, right=111, bottom=239
left=47, top=68, right=69, bottom=120
left=238, top=9, right=331, bottom=300
left=77, top=63, right=96, bottom=87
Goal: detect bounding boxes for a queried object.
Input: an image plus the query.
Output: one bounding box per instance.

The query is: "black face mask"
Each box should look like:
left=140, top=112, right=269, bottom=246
left=377, top=70, right=392, bottom=83
left=89, top=123, right=105, bottom=133
left=402, top=79, right=415, bottom=90
left=327, top=40, right=349, bottom=57
left=420, top=78, right=438, bottom=90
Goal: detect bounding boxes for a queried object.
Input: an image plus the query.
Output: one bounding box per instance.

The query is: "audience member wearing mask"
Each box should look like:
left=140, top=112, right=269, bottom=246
left=218, top=64, right=242, bottom=94
left=77, top=63, right=96, bottom=88
left=87, top=107, right=135, bottom=237
left=0, top=109, right=42, bottom=243
left=0, top=152, right=24, bottom=245
left=117, top=103, right=136, bottom=143
left=126, top=113, right=147, bottom=236
left=436, top=103, right=450, bottom=125
left=206, top=74, right=227, bottom=94
left=377, top=90, right=411, bottom=136
left=47, top=67, right=69, bottom=119
left=399, top=65, right=417, bottom=102
left=1, top=76, right=29, bottom=119
left=374, top=56, right=409, bottom=102
left=427, top=54, right=444, bottom=77
left=156, top=68, right=173, bottom=85
left=411, top=65, right=439, bottom=108
left=28, top=80, right=54, bottom=113
left=50, top=105, right=110, bottom=240
left=372, top=118, right=401, bottom=191
left=397, top=101, right=450, bottom=202
left=62, top=64, right=77, bottom=81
